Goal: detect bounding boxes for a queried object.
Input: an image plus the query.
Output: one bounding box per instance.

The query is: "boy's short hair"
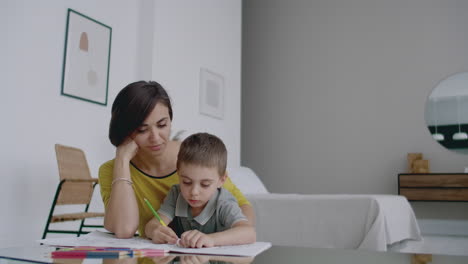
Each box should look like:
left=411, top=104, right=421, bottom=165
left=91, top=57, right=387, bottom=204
left=177, top=133, right=227, bottom=176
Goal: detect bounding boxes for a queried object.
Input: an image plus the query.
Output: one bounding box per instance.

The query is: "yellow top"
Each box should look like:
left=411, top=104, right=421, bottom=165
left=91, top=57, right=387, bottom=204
left=98, top=159, right=250, bottom=236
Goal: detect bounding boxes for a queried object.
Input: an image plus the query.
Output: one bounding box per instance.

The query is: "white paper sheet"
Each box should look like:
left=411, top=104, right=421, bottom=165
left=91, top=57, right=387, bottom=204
left=37, top=231, right=271, bottom=257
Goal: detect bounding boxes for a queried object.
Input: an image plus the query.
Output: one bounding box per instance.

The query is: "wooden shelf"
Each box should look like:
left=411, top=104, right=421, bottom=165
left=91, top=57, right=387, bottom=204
left=398, top=173, right=468, bottom=202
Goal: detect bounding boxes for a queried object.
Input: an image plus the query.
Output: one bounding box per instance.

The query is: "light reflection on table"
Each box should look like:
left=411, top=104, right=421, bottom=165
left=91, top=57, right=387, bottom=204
left=1, top=245, right=468, bottom=264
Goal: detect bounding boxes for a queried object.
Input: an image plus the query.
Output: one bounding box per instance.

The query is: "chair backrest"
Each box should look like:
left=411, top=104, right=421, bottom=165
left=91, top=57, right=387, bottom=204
left=55, top=144, right=94, bottom=205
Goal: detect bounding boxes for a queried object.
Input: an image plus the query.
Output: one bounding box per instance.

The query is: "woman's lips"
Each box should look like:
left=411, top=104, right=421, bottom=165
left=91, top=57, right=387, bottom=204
left=149, top=144, right=161, bottom=151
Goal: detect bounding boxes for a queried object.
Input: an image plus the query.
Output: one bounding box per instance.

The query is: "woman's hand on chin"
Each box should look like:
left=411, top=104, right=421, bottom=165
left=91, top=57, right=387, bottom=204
left=116, top=138, right=139, bottom=162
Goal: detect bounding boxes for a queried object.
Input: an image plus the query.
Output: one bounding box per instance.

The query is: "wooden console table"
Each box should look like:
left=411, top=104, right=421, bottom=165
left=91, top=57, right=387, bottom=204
left=398, top=173, right=468, bottom=201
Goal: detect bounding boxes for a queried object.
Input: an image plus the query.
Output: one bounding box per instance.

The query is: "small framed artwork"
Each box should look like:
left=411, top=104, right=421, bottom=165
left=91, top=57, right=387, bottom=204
left=61, top=9, right=112, bottom=106
left=199, top=68, right=224, bottom=119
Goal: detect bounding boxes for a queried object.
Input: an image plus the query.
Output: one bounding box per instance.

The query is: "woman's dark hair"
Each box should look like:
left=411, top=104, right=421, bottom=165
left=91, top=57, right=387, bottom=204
left=109, top=81, right=173, bottom=146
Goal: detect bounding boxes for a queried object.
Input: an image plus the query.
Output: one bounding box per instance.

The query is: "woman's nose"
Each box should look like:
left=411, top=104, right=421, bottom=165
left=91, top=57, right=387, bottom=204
left=149, top=128, right=160, bottom=141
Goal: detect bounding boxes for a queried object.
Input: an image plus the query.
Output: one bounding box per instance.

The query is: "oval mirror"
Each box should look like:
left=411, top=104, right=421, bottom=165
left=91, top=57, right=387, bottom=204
left=425, top=72, right=468, bottom=154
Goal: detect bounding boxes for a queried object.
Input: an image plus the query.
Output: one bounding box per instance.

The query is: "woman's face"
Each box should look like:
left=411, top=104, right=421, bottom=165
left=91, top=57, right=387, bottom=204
left=132, top=103, right=172, bottom=158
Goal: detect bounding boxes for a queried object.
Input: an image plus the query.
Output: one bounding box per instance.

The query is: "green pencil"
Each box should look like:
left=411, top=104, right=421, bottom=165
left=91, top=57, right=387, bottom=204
left=144, top=198, right=167, bottom=226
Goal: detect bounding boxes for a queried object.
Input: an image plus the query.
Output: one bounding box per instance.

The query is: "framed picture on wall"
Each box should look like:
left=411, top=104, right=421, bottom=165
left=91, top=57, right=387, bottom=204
left=60, top=9, right=112, bottom=106
left=199, top=68, right=224, bottom=119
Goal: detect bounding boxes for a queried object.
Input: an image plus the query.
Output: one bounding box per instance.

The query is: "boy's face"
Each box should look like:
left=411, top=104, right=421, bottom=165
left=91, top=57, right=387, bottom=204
left=178, top=163, right=226, bottom=212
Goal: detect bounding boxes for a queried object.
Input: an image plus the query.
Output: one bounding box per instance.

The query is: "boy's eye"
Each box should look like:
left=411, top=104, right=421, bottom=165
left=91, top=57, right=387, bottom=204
left=182, top=181, right=191, bottom=185
left=201, top=183, right=211, bottom=188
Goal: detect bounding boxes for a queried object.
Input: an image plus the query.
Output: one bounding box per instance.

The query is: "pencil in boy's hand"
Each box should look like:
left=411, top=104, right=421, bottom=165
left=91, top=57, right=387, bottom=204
left=144, top=198, right=167, bottom=226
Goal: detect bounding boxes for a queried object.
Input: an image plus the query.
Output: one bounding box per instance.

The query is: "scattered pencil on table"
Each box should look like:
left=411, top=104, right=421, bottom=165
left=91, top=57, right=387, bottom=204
left=49, top=248, right=169, bottom=259
left=133, top=249, right=169, bottom=257
left=144, top=197, right=167, bottom=226
left=58, top=247, right=132, bottom=251
left=49, top=251, right=130, bottom=259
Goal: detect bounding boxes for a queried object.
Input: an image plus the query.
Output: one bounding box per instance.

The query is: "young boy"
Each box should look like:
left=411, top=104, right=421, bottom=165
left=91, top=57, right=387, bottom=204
left=148, top=133, right=256, bottom=248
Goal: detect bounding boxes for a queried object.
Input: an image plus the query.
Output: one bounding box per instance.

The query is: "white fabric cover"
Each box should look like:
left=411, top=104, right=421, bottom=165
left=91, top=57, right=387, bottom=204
left=246, top=193, right=422, bottom=251
left=227, top=167, right=269, bottom=194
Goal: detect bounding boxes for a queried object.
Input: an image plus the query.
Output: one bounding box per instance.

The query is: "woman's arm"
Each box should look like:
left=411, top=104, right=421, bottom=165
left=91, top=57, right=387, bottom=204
left=240, top=204, right=256, bottom=226
left=103, top=139, right=140, bottom=238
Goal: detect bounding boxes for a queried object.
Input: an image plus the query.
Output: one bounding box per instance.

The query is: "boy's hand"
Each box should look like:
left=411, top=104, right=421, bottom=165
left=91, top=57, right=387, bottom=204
left=149, top=225, right=179, bottom=244
left=180, top=230, right=214, bottom=248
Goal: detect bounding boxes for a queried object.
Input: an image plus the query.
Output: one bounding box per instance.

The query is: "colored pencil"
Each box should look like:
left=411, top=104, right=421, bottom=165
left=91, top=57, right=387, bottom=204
left=133, top=249, right=169, bottom=257
left=144, top=198, right=167, bottom=226
left=50, top=251, right=129, bottom=259
left=58, top=247, right=132, bottom=251
left=50, top=248, right=168, bottom=258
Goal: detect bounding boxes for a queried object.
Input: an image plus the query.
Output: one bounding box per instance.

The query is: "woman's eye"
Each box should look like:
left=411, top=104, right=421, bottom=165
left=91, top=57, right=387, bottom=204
left=157, top=123, right=167, bottom=128
left=137, top=129, right=147, bottom=133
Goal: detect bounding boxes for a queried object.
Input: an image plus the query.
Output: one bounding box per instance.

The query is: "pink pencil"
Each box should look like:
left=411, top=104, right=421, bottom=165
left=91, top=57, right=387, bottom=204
left=133, top=249, right=169, bottom=257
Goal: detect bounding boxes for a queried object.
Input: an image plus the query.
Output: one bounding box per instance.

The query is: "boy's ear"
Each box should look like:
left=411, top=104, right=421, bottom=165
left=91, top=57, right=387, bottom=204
left=218, top=172, right=227, bottom=187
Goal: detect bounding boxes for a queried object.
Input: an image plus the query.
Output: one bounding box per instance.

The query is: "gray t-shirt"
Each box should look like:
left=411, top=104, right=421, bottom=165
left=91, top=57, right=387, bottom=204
left=158, top=184, right=247, bottom=236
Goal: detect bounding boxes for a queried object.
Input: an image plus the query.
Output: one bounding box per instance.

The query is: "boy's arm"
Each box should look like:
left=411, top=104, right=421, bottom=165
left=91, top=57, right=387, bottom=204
left=208, top=220, right=256, bottom=246
left=210, top=190, right=256, bottom=246
left=223, top=177, right=256, bottom=226
left=179, top=190, right=256, bottom=248
left=145, top=185, right=179, bottom=244
left=179, top=220, right=256, bottom=248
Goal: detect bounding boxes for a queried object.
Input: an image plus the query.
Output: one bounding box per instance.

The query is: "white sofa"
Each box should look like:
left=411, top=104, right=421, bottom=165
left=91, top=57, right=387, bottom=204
left=228, top=167, right=422, bottom=251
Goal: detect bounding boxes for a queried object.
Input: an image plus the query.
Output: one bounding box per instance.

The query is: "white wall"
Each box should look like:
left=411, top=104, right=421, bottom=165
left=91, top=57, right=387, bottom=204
left=152, top=0, right=242, bottom=167
left=242, top=0, right=468, bottom=221
left=1, top=0, right=241, bottom=246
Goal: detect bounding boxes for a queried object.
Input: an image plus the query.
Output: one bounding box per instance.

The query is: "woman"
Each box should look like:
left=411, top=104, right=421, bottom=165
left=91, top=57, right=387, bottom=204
left=99, top=81, right=254, bottom=239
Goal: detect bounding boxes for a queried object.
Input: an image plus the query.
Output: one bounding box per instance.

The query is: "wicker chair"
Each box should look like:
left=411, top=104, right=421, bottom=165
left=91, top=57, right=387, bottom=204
left=42, top=144, right=105, bottom=239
